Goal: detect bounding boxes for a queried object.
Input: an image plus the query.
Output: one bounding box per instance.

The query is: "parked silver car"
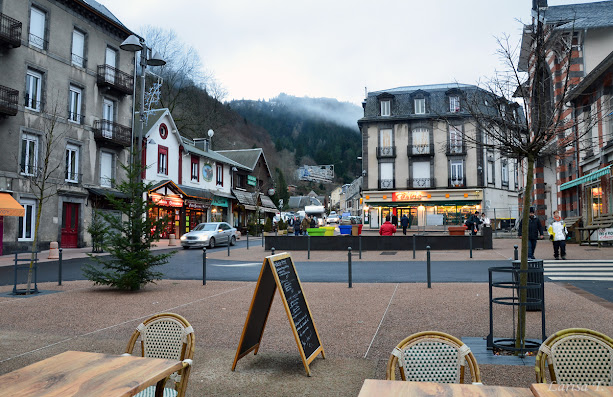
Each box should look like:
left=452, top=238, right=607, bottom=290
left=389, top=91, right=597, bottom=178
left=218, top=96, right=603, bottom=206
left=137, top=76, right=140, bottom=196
left=180, top=222, right=236, bottom=249
left=327, top=211, right=340, bottom=224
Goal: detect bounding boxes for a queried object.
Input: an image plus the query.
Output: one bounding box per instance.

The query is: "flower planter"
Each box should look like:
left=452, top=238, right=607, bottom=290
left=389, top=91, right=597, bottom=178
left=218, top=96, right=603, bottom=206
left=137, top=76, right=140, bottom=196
left=306, top=228, right=325, bottom=236
left=339, top=225, right=352, bottom=235
left=448, top=226, right=466, bottom=236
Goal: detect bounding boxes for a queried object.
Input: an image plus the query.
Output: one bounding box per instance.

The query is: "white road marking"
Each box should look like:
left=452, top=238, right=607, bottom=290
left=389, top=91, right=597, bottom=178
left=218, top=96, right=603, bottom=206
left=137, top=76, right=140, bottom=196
left=548, top=277, right=613, bottom=281
left=544, top=272, right=613, bottom=276
left=211, top=262, right=261, bottom=267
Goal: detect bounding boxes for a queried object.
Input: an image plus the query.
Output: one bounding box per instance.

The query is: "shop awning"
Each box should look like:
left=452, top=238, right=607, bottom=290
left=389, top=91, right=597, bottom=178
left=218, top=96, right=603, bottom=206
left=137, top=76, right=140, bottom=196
left=0, top=193, right=25, bottom=217
left=232, top=189, right=256, bottom=206
left=560, top=165, right=611, bottom=191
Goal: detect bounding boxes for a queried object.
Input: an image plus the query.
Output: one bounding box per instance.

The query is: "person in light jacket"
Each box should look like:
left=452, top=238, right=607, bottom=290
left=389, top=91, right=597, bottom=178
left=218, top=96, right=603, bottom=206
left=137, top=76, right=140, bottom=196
left=547, top=210, right=567, bottom=260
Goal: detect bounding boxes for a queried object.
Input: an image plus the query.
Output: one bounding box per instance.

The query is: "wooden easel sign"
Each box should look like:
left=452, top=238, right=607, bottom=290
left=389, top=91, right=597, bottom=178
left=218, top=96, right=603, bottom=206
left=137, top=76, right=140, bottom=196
left=231, top=252, right=325, bottom=376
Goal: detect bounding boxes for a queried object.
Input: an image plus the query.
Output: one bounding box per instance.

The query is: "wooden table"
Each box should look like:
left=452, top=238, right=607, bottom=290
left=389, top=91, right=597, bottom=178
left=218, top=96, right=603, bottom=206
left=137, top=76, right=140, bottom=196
left=0, top=350, right=185, bottom=397
left=358, top=380, right=534, bottom=397
left=531, top=383, right=613, bottom=397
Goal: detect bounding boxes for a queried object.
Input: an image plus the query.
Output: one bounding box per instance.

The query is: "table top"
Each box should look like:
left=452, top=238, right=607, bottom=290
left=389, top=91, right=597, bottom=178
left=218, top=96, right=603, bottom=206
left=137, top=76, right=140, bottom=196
left=531, top=383, right=613, bottom=397
left=358, top=380, right=534, bottom=397
left=0, top=350, right=184, bottom=397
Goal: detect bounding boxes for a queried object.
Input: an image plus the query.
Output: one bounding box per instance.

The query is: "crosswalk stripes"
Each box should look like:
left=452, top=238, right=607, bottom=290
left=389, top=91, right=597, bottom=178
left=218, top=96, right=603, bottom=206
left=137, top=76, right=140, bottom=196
left=542, top=259, right=613, bottom=281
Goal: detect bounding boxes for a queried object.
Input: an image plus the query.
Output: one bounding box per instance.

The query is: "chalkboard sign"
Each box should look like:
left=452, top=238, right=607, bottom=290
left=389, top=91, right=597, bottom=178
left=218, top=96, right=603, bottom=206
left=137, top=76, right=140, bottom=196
left=232, top=252, right=324, bottom=376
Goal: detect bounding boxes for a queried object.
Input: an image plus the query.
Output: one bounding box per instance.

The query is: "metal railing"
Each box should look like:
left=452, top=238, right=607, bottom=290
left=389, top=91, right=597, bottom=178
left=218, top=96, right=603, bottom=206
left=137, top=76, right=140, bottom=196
left=379, top=179, right=395, bottom=190
left=448, top=178, right=465, bottom=188
left=28, top=33, right=47, bottom=50
left=93, top=119, right=131, bottom=147
left=407, top=177, right=434, bottom=188
left=376, top=146, right=396, bottom=158
left=446, top=144, right=466, bottom=155
left=24, top=94, right=43, bottom=112
left=96, top=65, right=134, bottom=95
left=71, top=53, right=87, bottom=68
left=407, top=143, right=434, bottom=156
left=0, top=84, right=18, bottom=116
left=65, top=171, right=82, bottom=184
left=67, top=111, right=85, bottom=125
left=0, top=13, right=22, bottom=48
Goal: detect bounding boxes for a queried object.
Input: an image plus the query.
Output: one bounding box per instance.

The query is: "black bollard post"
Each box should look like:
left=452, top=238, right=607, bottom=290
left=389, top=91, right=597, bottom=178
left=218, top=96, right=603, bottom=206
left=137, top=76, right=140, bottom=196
left=514, top=245, right=518, bottom=260
left=246, top=231, right=249, bottom=250
left=469, top=233, right=473, bottom=259
left=58, top=248, right=63, bottom=286
left=202, top=248, right=207, bottom=286
left=413, top=234, right=416, bottom=259
left=228, top=240, right=230, bottom=257
left=426, top=245, right=431, bottom=288
left=359, top=235, right=362, bottom=260
left=308, top=235, right=311, bottom=260
left=272, top=247, right=275, bottom=256
left=261, top=230, right=264, bottom=247
left=348, top=247, right=352, bottom=288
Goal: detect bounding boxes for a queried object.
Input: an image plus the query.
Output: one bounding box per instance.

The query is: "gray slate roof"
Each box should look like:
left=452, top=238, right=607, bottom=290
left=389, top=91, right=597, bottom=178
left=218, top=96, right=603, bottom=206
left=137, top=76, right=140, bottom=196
left=287, top=196, right=322, bottom=209
left=543, top=1, right=613, bottom=30
left=80, top=0, right=132, bottom=32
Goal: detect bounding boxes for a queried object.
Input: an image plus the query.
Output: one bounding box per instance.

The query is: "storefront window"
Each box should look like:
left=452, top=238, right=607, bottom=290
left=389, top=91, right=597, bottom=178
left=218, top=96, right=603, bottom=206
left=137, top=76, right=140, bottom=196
left=590, top=184, right=602, bottom=219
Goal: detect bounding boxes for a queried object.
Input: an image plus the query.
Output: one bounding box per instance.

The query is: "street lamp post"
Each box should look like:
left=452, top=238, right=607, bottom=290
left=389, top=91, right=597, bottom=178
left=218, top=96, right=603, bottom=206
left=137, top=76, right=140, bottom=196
left=120, top=35, right=166, bottom=175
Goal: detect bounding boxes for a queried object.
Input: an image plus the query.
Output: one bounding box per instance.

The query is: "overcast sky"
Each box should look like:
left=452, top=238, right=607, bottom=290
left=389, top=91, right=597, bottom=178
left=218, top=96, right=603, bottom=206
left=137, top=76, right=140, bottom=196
left=99, top=0, right=598, bottom=106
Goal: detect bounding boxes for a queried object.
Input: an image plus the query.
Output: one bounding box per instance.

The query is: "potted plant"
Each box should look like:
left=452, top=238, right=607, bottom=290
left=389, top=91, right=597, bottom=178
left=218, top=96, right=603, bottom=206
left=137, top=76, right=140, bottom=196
left=278, top=219, right=287, bottom=235
left=263, top=217, right=273, bottom=236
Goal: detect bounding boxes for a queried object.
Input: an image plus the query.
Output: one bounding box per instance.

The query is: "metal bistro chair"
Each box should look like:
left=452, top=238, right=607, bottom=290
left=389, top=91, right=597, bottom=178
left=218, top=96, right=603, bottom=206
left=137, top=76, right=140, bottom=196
left=535, top=328, right=613, bottom=386
left=386, top=331, right=481, bottom=384
left=124, top=313, right=195, bottom=397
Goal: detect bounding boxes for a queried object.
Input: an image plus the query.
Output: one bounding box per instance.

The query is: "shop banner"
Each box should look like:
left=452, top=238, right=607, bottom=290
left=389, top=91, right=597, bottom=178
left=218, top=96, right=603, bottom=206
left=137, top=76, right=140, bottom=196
left=186, top=199, right=211, bottom=210
left=247, top=175, right=257, bottom=186
left=212, top=197, right=229, bottom=207
left=598, top=228, right=613, bottom=241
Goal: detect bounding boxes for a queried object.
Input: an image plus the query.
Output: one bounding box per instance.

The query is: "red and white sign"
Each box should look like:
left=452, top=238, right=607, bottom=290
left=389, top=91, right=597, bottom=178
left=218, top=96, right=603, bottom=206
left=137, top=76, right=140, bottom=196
left=150, top=193, right=183, bottom=207
left=597, top=228, right=613, bottom=241
left=393, top=191, right=423, bottom=201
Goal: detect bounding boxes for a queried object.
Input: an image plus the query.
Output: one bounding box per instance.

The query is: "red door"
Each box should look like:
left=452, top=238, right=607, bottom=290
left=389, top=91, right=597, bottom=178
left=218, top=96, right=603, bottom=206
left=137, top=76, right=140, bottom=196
left=61, top=203, right=79, bottom=248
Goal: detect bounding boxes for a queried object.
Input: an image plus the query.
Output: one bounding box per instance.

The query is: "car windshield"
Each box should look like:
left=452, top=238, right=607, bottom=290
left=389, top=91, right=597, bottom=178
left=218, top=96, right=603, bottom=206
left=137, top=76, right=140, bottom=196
left=194, top=223, right=217, bottom=231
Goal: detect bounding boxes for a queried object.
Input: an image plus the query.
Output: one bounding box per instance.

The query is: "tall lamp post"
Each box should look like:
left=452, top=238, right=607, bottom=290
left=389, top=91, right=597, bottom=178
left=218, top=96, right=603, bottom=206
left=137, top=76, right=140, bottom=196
left=120, top=35, right=166, bottom=173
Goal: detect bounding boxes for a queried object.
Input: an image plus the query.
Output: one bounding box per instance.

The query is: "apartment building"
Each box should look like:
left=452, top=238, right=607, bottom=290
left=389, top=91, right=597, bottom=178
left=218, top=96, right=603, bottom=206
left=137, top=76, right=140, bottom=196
left=359, top=84, right=522, bottom=229
left=0, top=0, right=135, bottom=254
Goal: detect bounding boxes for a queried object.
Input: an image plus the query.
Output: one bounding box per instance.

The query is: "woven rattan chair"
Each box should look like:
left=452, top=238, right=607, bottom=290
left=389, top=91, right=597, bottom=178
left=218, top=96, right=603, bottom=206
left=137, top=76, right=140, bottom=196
left=386, top=331, right=481, bottom=384
left=124, top=313, right=195, bottom=397
left=535, top=328, right=613, bottom=385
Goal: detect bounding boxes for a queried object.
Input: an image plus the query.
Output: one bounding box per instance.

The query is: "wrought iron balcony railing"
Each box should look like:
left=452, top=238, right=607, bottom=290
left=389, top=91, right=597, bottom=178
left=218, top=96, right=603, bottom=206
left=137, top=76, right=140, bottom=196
left=449, top=178, right=465, bottom=188
left=24, top=94, right=43, bottom=112
left=71, top=53, right=87, bottom=68
left=376, top=146, right=396, bottom=158
left=407, top=177, right=434, bottom=189
left=378, top=179, right=395, bottom=190
left=0, top=84, right=18, bottom=116
left=67, top=111, right=85, bottom=125
left=97, top=64, right=134, bottom=95
left=65, top=171, right=82, bottom=184
left=0, top=13, right=22, bottom=48
left=408, top=143, right=434, bottom=156
left=446, top=144, right=466, bottom=155
left=93, top=119, right=131, bottom=147
left=28, top=33, right=47, bottom=50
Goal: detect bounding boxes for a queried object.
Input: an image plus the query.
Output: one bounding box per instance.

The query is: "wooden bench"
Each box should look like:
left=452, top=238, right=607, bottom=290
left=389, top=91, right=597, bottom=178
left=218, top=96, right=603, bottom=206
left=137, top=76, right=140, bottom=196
left=563, top=216, right=582, bottom=244
left=578, top=214, right=613, bottom=247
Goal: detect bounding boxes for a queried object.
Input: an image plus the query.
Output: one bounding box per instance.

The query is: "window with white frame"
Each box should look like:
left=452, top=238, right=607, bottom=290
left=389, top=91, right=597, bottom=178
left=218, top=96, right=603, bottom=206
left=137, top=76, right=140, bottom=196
left=216, top=164, right=223, bottom=186
left=158, top=145, right=168, bottom=175
left=449, top=125, right=463, bottom=153
left=501, top=159, right=509, bottom=186
left=71, top=29, right=85, bottom=67
left=514, top=159, right=519, bottom=188
left=412, top=128, right=430, bottom=154
left=68, top=85, right=82, bottom=123
left=65, top=144, right=79, bottom=182
left=414, top=98, right=425, bottom=114
left=412, top=161, right=431, bottom=188
left=449, top=96, right=460, bottom=112
left=191, top=155, right=199, bottom=181
left=380, top=100, right=390, bottom=116
left=608, top=97, right=613, bottom=143
left=100, top=151, right=113, bottom=187
left=18, top=199, right=36, bottom=241
left=29, top=6, right=46, bottom=49
left=25, top=70, right=42, bottom=111
left=20, top=133, right=38, bottom=176
left=487, top=154, right=494, bottom=184
left=450, top=160, right=464, bottom=186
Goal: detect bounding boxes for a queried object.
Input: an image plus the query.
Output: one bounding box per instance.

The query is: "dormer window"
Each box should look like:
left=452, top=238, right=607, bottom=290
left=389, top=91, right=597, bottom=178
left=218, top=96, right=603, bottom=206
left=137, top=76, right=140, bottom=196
left=449, top=96, right=460, bottom=112
left=380, top=100, right=391, bottom=117
left=414, top=98, right=425, bottom=114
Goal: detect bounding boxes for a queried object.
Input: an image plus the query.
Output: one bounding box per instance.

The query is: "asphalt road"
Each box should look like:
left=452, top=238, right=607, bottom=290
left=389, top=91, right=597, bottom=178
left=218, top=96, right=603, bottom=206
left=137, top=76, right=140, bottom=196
left=2, top=240, right=611, bottom=303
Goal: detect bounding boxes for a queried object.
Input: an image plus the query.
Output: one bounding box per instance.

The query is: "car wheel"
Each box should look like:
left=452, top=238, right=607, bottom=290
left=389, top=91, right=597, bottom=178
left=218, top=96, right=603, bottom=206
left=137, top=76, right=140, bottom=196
left=230, top=236, right=236, bottom=246
left=209, top=238, right=215, bottom=248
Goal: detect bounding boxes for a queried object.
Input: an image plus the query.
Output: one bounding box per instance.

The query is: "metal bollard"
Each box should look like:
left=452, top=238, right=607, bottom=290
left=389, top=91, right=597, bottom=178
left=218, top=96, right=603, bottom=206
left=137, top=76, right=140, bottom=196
left=359, top=235, right=362, bottom=260
left=261, top=231, right=264, bottom=247
left=426, top=245, right=431, bottom=288
left=202, top=248, right=207, bottom=286
left=469, top=233, right=473, bottom=259
left=272, top=247, right=275, bottom=256
left=348, top=247, right=352, bottom=288
left=58, top=248, right=63, bottom=286
left=308, top=235, right=311, bottom=260
left=514, top=245, right=518, bottom=260
left=413, top=234, right=416, bottom=259
left=246, top=231, right=249, bottom=250
left=228, top=240, right=230, bottom=257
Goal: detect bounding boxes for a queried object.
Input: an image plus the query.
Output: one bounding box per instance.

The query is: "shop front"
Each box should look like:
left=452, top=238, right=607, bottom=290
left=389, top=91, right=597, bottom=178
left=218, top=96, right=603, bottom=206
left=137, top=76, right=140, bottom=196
left=211, top=196, right=229, bottom=223
left=362, top=189, right=483, bottom=229
left=232, top=189, right=257, bottom=232
left=185, top=199, right=210, bottom=232
left=149, top=192, right=183, bottom=238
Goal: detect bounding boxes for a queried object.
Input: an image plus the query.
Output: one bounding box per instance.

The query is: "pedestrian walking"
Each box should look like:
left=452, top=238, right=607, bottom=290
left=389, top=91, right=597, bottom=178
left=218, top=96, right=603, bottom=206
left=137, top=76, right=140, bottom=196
left=379, top=215, right=397, bottom=236
left=548, top=210, right=568, bottom=260
left=392, top=213, right=398, bottom=227
left=400, top=214, right=409, bottom=235
left=518, top=207, right=544, bottom=259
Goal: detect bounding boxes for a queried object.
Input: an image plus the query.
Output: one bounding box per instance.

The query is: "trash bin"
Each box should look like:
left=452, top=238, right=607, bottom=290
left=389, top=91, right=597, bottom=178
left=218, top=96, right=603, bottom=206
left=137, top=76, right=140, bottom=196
left=351, top=225, right=359, bottom=236
left=512, top=259, right=544, bottom=311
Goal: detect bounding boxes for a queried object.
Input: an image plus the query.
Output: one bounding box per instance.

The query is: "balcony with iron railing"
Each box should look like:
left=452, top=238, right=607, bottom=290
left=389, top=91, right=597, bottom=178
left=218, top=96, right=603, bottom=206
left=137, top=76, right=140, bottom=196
left=67, top=111, right=85, bottom=125
left=407, top=177, right=435, bottom=189
left=93, top=119, right=131, bottom=147
left=446, top=143, right=466, bottom=155
left=378, top=178, right=395, bottom=190
left=376, top=146, right=396, bottom=158
left=449, top=178, right=465, bottom=188
left=65, top=171, right=82, bottom=184
left=28, top=33, right=47, bottom=50
left=0, top=13, right=22, bottom=48
left=407, top=143, right=434, bottom=156
left=0, top=84, right=18, bottom=116
left=71, top=53, right=87, bottom=68
left=24, top=94, right=43, bottom=112
left=97, top=65, right=134, bottom=95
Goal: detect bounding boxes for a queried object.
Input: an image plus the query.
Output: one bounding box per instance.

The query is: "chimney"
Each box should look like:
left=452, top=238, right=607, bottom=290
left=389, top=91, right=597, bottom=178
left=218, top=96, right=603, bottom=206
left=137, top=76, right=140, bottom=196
left=533, top=0, right=547, bottom=11
left=193, top=138, right=209, bottom=152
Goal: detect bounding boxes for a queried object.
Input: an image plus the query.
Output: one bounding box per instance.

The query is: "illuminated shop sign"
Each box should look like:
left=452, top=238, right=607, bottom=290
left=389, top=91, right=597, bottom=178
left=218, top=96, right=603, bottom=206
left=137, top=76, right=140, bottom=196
left=150, top=193, right=183, bottom=207
left=393, top=192, right=424, bottom=201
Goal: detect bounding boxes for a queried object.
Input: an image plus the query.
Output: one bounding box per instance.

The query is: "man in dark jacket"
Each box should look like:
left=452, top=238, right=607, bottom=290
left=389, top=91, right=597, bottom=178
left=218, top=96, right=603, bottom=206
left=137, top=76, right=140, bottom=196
left=400, top=214, right=409, bottom=235
left=518, top=207, right=544, bottom=259
left=466, top=211, right=481, bottom=235
left=392, top=213, right=398, bottom=227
